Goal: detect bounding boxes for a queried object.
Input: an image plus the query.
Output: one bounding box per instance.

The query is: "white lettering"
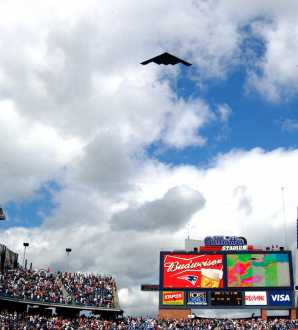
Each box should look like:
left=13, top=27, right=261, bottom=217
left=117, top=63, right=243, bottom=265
left=165, top=293, right=182, bottom=300
left=222, top=245, right=247, bottom=251
left=271, top=294, right=290, bottom=302
left=164, top=259, right=222, bottom=273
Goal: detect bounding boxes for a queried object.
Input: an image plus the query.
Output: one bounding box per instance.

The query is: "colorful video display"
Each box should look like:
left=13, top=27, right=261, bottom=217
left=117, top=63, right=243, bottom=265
left=162, top=254, right=223, bottom=289
left=227, top=253, right=291, bottom=288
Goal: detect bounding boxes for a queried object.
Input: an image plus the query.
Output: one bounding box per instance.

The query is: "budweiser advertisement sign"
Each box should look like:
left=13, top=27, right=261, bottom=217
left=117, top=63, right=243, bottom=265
left=162, top=254, right=224, bottom=288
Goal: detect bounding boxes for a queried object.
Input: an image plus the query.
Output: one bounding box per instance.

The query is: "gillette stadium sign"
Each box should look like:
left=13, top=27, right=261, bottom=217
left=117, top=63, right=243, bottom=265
left=204, top=236, right=247, bottom=250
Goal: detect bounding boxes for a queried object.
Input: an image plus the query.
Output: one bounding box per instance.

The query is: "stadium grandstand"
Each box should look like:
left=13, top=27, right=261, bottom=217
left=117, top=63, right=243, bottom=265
left=0, top=244, right=297, bottom=328
left=0, top=312, right=296, bottom=329
left=0, top=243, right=122, bottom=321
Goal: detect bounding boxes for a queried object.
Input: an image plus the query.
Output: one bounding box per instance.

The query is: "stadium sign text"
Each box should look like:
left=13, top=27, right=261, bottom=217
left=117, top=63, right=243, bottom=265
left=268, top=290, right=293, bottom=307
left=244, top=292, right=267, bottom=306
left=164, top=258, right=222, bottom=272
left=199, top=245, right=247, bottom=252
left=272, top=295, right=289, bottom=302
left=221, top=245, right=247, bottom=251
left=162, top=291, right=184, bottom=305
left=162, top=254, right=224, bottom=289
left=187, top=291, right=208, bottom=306
left=204, top=236, right=247, bottom=247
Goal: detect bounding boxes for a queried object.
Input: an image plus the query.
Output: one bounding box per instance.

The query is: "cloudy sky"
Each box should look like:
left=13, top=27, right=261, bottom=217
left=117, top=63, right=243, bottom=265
left=1, top=0, right=298, bottom=316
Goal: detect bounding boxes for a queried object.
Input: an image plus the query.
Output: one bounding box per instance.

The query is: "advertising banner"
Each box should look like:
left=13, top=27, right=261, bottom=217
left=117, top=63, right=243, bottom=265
left=162, top=291, right=184, bottom=306
left=162, top=254, right=223, bottom=289
left=227, top=253, right=291, bottom=287
left=268, top=290, right=293, bottom=307
left=187, top=291, right=208, bottom=306
left=244, top=291, right=267, bottom=306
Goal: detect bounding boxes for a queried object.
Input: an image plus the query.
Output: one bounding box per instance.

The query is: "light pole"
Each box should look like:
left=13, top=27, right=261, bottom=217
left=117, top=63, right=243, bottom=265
left=23, top=242, right=29, bottom=268
left=65, top=248, right=72, bottom=271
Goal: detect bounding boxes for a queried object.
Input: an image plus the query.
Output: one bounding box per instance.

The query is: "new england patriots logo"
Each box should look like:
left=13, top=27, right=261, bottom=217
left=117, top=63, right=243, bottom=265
left=177, top=275, right=198, bottom=286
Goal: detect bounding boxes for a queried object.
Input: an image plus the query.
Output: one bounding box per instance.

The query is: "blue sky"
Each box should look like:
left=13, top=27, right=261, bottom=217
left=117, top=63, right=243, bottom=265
left=149, top=64, right=298, bottom=166
left=1, top=0, right=298, bottom=315
left=3, top=181, right=60, bottom=229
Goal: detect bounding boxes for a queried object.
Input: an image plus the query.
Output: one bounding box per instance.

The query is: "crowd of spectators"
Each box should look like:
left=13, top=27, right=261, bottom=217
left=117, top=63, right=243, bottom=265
left=61, top=272, right=114, bottom=307
left=0, top=269, right=66, bottom=304
left=0, top=269, right=115, bottom=308
left=0, top=313, right=298, bottom=329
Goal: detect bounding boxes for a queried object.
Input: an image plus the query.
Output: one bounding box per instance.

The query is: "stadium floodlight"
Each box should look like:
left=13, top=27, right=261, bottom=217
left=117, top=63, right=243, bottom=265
left=66, top=248, right=72, bottom=256
left=23, top=242, right=29, bottom=268
left=0, top=207, right=6, bottom=220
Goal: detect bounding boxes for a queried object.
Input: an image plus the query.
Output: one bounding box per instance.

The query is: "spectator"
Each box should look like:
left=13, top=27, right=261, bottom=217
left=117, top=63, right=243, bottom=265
left=0, top=268, right=116, bottom=308
left=0, top=312, right=298, bottom=329
left=61, top=272, right=115, bottom=308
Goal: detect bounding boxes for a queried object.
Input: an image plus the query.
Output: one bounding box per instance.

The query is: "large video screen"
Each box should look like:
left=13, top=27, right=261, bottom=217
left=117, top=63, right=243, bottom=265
left=162, top=253, right=224, bottom=289
left=227, top=253, right=291, bottom=288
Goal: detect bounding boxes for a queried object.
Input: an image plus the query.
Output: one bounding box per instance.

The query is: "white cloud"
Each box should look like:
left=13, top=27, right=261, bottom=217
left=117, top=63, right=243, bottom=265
left=118, top=287, right=159, bottom=316
left=281, top=119, right=298, bottom=132
left=217, top=103, right=232, bottom=123
left=161, top=99, right=212, bottom=149
left=2, top=0, right=298, bottom=317
left=246, top=18, right=298, bottom=101
left=0, top=100, right=82, bottom=202
left=2, top=148, right=298, bottom=315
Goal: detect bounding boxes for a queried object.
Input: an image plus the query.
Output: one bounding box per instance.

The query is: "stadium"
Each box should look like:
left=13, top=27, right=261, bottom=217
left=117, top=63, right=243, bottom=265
left=1, top=206, right=298, bottom=329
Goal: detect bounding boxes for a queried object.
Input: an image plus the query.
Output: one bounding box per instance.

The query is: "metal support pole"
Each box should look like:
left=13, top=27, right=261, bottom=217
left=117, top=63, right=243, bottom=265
left=23, top=243, right=29, bottom=268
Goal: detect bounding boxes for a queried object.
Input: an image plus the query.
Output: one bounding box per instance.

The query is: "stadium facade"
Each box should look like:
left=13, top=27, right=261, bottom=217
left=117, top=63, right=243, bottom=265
left=0, top=243, right=18, bottom=272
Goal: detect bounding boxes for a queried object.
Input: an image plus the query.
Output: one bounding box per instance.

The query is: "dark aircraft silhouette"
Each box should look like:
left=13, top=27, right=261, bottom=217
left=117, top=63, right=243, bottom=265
left=0, top=207, right=5, bottom=220
left=141, top=52, right=192, bottom=66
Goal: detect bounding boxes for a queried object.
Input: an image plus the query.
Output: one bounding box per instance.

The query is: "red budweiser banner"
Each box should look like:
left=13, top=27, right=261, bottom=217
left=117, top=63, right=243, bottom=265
left=162, top=254, right=224, bottom=288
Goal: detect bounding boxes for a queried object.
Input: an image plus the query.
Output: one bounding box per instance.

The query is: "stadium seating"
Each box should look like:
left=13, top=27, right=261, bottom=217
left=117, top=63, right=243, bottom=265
left=0, top=312, right=297, bottom=329
left=61, top=272, right=114, bottom=307
left=0, top=268, right=116, bottom=308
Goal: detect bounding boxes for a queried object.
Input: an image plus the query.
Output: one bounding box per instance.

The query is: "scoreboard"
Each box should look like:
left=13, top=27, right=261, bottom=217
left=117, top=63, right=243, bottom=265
left=159, top=250, right=294, bottom=309
left=210, top=291, right=242, bottom=306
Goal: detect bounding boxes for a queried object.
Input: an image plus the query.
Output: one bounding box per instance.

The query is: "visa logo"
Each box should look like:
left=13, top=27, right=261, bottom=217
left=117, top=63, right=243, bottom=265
left=271, top=294, right=290, bottom=302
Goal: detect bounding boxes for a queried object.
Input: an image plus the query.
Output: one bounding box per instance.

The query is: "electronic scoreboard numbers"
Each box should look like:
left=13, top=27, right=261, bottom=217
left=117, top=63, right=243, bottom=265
left=211, top=291, right=242, bottom=306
